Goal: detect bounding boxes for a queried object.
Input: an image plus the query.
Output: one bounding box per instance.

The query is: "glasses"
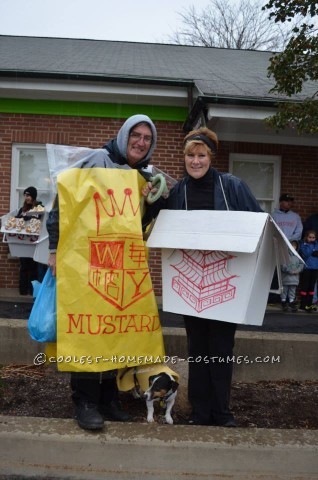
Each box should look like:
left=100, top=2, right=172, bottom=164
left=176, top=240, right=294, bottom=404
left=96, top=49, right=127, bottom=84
left=129, top=131, right=153, bottom=144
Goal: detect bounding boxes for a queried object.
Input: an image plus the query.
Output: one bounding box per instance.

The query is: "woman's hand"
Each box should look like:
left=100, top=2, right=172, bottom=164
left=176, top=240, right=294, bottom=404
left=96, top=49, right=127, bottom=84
left=48, top=252, right=57, bottom=277
left=141, top=182, right=158, bottom=203
left=142, top=176, right=170, bottom=204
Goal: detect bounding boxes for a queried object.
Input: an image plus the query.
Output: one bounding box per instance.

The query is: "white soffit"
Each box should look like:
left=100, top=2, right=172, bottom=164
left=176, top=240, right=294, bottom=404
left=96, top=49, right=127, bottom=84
left=0, top=78, right=188, bottom=106
left=207, top=105, right=318, bottom=147
left=208, top=105, right=276, bottom=121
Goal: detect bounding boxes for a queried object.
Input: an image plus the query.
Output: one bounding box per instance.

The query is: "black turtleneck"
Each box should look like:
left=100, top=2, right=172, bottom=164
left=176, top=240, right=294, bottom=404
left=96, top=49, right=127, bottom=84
left=186, top=168, right=215, bottom=210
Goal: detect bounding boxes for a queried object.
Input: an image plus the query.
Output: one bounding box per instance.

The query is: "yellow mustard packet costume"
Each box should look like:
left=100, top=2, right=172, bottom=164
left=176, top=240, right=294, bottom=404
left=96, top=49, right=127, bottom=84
left=117, top=364, right=179, bottom=393
left=54, top=167, right=165, bottom=372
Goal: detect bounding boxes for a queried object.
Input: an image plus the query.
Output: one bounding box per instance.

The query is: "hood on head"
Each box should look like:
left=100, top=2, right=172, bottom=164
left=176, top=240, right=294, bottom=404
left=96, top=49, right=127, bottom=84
left=116, top=114, right=157, bottom=168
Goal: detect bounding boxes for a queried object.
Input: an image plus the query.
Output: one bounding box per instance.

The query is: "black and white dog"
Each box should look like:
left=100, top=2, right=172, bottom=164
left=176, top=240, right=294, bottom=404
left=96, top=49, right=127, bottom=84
left=143, top=372, right=179, bottom=425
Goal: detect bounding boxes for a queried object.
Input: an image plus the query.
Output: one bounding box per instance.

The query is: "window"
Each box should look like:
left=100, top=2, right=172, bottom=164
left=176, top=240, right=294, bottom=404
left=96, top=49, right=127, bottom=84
left=11, top=144, right=53, bottom=211
left=229, top=154, right=281, bottom=213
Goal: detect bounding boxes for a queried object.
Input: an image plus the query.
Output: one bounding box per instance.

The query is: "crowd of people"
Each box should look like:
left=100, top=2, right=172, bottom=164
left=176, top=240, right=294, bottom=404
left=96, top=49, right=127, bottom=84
left=16, top=115, right=316, bottom=431
left=270, top=193, right=318, bottom=312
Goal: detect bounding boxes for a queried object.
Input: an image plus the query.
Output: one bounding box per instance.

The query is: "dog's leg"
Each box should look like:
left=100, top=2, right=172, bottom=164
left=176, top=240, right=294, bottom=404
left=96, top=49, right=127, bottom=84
left=165, top=393, right=176, bottom=424
left=146, top=400, right=155, bottom=423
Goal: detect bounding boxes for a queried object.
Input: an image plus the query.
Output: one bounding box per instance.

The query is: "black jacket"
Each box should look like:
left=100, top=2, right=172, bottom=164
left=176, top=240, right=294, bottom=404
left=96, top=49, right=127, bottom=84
left=143, top=168, right=262, bottom=227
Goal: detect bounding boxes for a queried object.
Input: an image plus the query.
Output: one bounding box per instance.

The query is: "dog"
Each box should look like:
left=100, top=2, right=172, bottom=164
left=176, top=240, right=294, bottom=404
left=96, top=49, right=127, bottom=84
left=143, top=372, right=179, bottom=424
left=117, top=365, right=179, bottom=424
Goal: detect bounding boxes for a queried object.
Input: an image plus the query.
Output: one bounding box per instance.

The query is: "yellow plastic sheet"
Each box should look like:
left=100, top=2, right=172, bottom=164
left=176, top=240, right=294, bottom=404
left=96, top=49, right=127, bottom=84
left=55, top=168, right=165, bottom=372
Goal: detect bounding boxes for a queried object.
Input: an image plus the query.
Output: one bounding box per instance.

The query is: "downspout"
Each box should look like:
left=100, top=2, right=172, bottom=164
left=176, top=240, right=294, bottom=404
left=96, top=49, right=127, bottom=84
left=187, top=85, right=193, bottom=115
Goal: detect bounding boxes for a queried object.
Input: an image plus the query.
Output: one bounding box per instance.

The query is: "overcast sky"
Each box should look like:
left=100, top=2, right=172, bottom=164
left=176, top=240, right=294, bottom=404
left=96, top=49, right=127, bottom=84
left=1, top=0, right=210, bottom=43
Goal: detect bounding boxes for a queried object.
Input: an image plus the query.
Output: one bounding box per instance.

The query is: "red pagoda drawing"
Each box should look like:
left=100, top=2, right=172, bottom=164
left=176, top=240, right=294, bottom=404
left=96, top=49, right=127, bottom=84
left=171, top=249, right=238, bottom=313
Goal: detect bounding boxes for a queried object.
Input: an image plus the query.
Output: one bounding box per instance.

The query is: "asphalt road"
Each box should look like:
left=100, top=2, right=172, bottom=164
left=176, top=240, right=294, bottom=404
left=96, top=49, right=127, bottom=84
left=1, top=301, right=318, bottom=334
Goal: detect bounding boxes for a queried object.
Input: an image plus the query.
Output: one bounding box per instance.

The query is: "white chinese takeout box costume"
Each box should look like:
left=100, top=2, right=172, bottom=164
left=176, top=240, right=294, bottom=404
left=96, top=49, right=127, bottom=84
left=147, top=210, right=303, bottom=326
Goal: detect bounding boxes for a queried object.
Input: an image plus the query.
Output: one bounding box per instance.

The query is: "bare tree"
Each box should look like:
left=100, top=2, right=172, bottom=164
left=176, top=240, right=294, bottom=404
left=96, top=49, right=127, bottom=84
left=168, top=0, right=299, bottom=51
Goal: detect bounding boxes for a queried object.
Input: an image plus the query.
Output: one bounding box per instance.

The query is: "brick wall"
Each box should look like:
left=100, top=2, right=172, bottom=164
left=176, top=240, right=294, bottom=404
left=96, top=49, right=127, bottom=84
left=1, top=113, right=317, bottom=294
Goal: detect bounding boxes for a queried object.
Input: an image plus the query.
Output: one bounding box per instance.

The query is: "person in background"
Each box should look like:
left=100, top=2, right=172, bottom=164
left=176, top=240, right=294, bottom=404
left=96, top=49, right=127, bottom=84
left=299, top=230, right=318, bottom=312
left=280, top=240, right=304, bottom=312
left=16, top=187, right=41, bottom=295
left=302, top=212, right=318, bottom=307
left=47, top=114, right=158, bottom=431
left=269, top=194, right=303, bottom=304
left=142, top=127, right=262, bottom=428
left=271, top=194, right=303, bottom=242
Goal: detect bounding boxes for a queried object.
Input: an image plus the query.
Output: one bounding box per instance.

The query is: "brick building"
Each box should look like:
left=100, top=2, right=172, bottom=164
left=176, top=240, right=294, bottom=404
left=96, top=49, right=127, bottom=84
left=0, top=35, right=317, bottom=294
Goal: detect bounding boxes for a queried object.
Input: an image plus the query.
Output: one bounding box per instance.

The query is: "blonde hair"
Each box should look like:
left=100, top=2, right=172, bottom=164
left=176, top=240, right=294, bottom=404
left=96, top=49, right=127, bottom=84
left=183, top=127, right=218, bottom=159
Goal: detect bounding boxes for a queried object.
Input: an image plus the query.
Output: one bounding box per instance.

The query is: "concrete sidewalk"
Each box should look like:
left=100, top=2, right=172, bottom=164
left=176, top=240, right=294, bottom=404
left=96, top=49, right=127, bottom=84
left=1, top=416, right=317, bottom=480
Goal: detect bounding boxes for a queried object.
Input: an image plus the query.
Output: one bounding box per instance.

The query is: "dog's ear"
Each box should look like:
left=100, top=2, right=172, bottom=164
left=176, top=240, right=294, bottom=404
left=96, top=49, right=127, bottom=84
left=148, top=375, right=157, bottom=386
left=171, top=381, right=179, bottom=392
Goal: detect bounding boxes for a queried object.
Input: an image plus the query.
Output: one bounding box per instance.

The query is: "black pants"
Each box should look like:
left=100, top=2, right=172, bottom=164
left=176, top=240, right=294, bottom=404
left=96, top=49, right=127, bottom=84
left=19, top=257, right=38, bottom=294
left=268, top=269, right=280, bottom=304
left=70, top=371, right=118, bottom=406
left=184, top=316, right=237, bottom=425
left=299, top=269, right=318, bottom=308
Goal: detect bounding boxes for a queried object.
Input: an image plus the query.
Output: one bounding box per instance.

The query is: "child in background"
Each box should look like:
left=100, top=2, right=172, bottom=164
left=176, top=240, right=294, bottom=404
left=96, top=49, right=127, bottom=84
left=280, top=240, right=304, bottom=312
left=299, top=230, right=318, bottom=312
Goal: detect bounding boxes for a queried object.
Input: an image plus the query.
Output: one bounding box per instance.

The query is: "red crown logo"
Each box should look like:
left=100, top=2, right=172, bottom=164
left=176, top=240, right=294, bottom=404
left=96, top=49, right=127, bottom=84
left=94, top=188, right=141, bottom=236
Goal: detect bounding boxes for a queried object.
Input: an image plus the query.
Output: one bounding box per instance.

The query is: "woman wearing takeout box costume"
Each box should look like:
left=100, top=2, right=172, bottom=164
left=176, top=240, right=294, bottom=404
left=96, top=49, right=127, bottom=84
left=46, top=115, right=165, bottom=430
left=144, top=127, right=262, bottom=427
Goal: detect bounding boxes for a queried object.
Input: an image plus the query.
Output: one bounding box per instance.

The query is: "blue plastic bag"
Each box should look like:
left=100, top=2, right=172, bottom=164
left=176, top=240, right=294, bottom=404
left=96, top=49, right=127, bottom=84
left=28, top=268, right=57, bottom=342
left=31, top=280, right=41, bottom=298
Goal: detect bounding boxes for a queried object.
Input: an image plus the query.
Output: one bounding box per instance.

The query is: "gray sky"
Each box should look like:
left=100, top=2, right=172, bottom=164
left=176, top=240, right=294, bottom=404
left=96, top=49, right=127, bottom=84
left=0, top=0, right=209, bottom=43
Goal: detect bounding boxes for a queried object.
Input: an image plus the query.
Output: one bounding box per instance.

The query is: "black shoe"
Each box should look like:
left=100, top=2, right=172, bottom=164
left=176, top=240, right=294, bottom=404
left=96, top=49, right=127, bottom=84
left=100, top=401, right=132, bottom=422
left=289, top=302, right=298, bottom=312
left=188, top=418, right=210, bottom=426
left=305, top=306, right=312, bottom=313
left=188, top=413, right=211, bottom=426
left=212, top=417, right=237, bottom=427
left=281, top=301, right=288, bottom=311
left=222, top=419, right=237, bottom=428
left=75, top=402, right=104, bottom=430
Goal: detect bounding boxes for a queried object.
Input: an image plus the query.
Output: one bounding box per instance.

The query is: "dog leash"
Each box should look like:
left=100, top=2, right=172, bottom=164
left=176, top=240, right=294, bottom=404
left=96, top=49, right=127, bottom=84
left=119, top=366, right=142, bottom=396
left=133, top=369, right=142, bottom=396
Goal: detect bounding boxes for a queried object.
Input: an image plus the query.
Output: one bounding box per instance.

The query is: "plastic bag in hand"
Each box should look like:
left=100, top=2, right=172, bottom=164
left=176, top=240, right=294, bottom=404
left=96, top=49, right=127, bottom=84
left=28, top=268, right=56, bottom=342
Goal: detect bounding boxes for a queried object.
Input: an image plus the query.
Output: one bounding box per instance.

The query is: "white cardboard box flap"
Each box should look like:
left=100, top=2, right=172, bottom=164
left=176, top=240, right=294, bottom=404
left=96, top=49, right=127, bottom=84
left=147, top=210, right=268, bottom=253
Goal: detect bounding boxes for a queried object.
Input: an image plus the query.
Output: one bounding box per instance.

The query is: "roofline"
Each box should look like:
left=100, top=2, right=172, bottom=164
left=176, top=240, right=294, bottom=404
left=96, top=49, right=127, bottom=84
left=0, top=70, right=194, bottom=89
left=183, top=95, right=301, bottom=131
left=0, top=34, right=277, bottom=54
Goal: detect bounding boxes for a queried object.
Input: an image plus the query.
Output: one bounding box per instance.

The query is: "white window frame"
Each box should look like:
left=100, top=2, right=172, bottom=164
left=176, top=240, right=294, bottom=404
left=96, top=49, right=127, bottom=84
left=229, top=153, right=281, bottom=213
left=11, top=143, right=51, bottom=211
